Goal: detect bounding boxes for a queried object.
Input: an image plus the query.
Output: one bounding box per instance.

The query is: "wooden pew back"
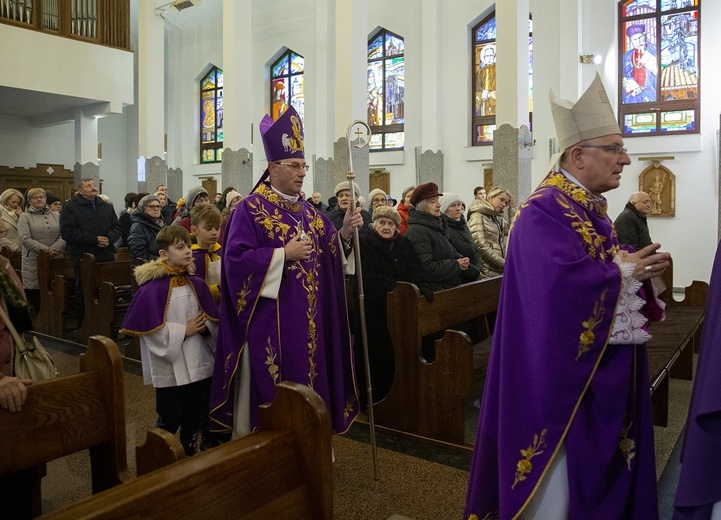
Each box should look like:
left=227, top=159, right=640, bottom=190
left=43, top=382, right=333, bottom=520
left=0, top=336, right=130, bottom=516
left=34, top=250, right=74, bottom=337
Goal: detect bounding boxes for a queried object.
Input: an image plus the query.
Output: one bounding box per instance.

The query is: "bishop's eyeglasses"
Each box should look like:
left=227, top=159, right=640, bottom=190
left=274, top=162, right=310, bottom=172
left=580, top=144, right=628, bottom=155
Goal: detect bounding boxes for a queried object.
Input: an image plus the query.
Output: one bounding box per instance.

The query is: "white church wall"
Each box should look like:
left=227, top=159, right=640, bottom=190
left=0, top=115, right=74, bottom=170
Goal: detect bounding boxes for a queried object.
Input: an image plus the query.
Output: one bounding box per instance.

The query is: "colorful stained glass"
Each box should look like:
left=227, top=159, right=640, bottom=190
left=290, top=53, right=304, bottom=73
left=621, top=20, right=658, bottom=104
left=368, top=35, right=383, bottom=60
left=271, top=51, right=304, bottom=122
left=623, top=112, right=657, bottom=134
left=475, top=17, right=496, bottom=42
left=661, top=0, right=697, bottom=11
left=368, top=61, right=384, bottom=127
left=271, top=79, right=288, bottom=120
left=369, top=134, right=383, bottom=150
left=199, top=66, right=223, bottom=163
left=659, top=14, right=698, bottom=100
left=384, top=132, right=404, bottom=149
left=272, top=56, right=288, bottom=78
left=660, top=109, right=695, bottom=131
left=622, top=0, right=657, bottom=17
left=475, top=125, right=496, bottom=145
left=385, top=58, right=404, bottom=124
left=385, top=34, right=404, bottom=57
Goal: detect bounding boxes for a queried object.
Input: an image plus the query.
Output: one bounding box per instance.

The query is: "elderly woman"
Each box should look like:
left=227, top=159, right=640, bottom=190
left=440, top=193, right=484, bottom=282
left=127, top=194, right=165, bottom=263
left=396, top=185, right=415, bottom=235
left=219, top=189, right=242, bottom=244
left=17, top=188, right=66, bottom=313
left=405, top=182, right=474, bottom=291
left=357, top=206, right=430, bottom=406
left=0, top=189, right=25, bottom=253
left=367, top=188, right=388, bottom=211
left=467, top=186, right=515, bottom=277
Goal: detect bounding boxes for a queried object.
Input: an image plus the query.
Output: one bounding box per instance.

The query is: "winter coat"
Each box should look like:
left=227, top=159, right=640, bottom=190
left=128, top=210, right=165, bottom=262
left=17, top=206, right=66, bottom=289
left=443, top=214, right=483, bottom=282
left=405, top=208, right=463, bottom=291
left=0, top=206, right=21, bottom=253
left=614, top=202, right=652, bottom=252
left=119, top=210, right=134, bottom=247
left=60, top=194, right=121, bottom=266
left=327, top=207, right=373, bottom=236
left=467, top=199, right=509, bottom=277
left=397, top=201, right=411, bottom=235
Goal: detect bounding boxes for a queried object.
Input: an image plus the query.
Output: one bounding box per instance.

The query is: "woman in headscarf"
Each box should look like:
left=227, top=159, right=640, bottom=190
left=0, top=189, right=25, bottom=253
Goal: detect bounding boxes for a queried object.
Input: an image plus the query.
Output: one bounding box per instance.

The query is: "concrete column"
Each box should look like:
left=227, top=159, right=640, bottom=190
left=334, top=0, right=368, bottom=135
left=222, top=0, right=252, bottom=150
left=495, top=0, right=530, bottom=128
left=558, top=0, right=582, bottom=101
left=421, top=0, right=442, bottom=151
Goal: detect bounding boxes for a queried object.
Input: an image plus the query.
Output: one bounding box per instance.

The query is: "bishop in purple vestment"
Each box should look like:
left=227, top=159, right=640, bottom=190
left=464, top=74, right=671, bottom=520
left=209, top=107, right=361, bottom=436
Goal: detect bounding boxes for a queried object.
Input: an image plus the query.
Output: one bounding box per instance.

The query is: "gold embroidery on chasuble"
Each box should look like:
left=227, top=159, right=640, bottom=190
left=343, top=398, right=356, bottom=421
left=236, top=276, right=252, bottom=315
left=577, top=289, right=608, bottom=360
left=468, top=512, right=501, bottom=520
left=512, top=428, right=548, bottom=489
left=619, top=417, right=636, bottom=470
left=265, top=337, right=280, bottom=385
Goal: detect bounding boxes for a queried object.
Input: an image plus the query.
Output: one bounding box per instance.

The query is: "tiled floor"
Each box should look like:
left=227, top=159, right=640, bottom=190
left=37, top=337, right=691, bottom=519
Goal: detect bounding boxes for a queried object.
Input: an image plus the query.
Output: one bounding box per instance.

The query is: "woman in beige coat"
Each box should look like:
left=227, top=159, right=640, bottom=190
left=0, top=188, right=24, bottom=253
left=467, top=186, right=515, bottom=277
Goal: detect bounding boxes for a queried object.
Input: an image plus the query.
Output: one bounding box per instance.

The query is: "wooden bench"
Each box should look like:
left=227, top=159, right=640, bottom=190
left=43, top=381, right=333, bottom=520
left=374, top=277, right=502, bottom=445
left=646, top=258, right=707, bottom=426
left=1, top=245, right=22, bottom=281
left=0, top=336, right=132, bottom=518
left=75, top=252, right=133, bottom=345
left=34, top=250, right=75, bottom=338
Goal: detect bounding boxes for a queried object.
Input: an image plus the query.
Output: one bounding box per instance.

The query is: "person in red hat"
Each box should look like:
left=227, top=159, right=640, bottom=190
left=209, top=106, right=363, bottom=439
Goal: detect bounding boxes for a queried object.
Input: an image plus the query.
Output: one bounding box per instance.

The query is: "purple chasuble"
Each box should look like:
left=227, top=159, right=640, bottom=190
left=674, top=240, right=721, bottom=520
left=464, top=173, right=658, bottom=520
left=209, top=182, right=359, bottom=433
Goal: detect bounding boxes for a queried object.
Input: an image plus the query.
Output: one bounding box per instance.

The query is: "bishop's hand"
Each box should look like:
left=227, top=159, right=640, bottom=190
left=284, top=233, right=313, bottom=262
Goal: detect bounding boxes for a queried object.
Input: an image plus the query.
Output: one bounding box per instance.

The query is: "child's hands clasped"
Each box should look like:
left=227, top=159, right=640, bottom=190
left=185, top=311, right=208, bottom=338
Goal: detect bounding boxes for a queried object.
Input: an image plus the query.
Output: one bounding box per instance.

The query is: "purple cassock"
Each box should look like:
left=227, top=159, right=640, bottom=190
left=674, top=241, right=721, bottom=520
left=465, top=172, right=659, bottom=520
left=208, top=181, right=359, bottom=434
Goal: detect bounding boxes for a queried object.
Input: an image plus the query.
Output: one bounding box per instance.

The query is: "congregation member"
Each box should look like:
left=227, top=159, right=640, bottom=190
left=368, top=188, right=388, bottom=211
left=157, top=184, right=177, bottom=226
left=440, top=192, right=484, bottom=282
left=614, top=191, right=653, bottom=251
left=216, top=186, right=236, bottom=212
left=326, top=181, right=372, bottom=234
left=60, top=178, right=121, bottom=328
left=219, top=189, right=242, bottom=244
left=209, top=107, right=361, bottom=438
left=405, top=182, right=471, bottom=291
left=127, top=194, right=165, bottom=263
left=18, top=188, right=66, bottom=312
left=173, top=186, right=210, bottom=231
left=356, top=205, right=431, bottom=406
left=465, top=73, right=670, bottom=519
left=467, top=185, right=487, bottom=219
left=190, top=204, right=222, bottom=305
left=0, top=188, right=24, bottom=253
left=118, top=192, right=139, bottom=248
left=467, top=186, right=514, bottom=277
left=120, top=226, right=218, bottom=456
left=396, top=185, right=415, bottom=235
left=306, top=191, right=327, bottom=212
left=45, top=191, right=62, bottom=213
left=674, top=241, right=721, bottom=520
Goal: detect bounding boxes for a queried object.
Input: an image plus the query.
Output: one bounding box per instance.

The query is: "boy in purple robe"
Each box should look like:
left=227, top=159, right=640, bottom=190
left=464, top=73, right=671, bottom=519
left=209, top=106, right=363, bottom=437
left=190, top=204, right=222, bottom=305
left=120, top=226, right=219, bottom=456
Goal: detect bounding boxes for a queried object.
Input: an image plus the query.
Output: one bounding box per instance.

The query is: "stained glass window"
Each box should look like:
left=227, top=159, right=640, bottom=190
left=471, top=14, right=533, bottom=146
left=270, top=50, right=305, bottom=121
left=199, top=66, right=224, bottom=164
left=367, top=29, right=405, bottom=151
left=618, top=0, right=699, bottom=136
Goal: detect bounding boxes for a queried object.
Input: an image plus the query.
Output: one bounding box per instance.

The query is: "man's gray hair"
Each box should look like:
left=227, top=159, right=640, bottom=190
left=628, top=191, right=648, bottom=204
left=76, top=178, right=94, bottom=189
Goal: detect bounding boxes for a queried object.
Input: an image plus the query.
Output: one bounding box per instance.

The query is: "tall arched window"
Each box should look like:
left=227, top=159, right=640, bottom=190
left=471, top=14, right=533, bottom=146
left=270, top=49, right=305, bottom=121
left=618, top=0, right=699, bottom=136
left=367, top=29, right=405, bottom=151
left=200, top=65, right=224, bottom=164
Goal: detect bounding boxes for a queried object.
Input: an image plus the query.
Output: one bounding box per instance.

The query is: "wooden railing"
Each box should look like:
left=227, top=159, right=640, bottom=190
left=0, top=0, right=130, bottom=51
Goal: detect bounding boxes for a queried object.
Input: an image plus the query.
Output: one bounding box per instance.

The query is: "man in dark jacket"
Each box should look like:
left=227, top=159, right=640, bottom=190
left=327, top=181, right=372, bottom=234
left=60, top=178, right=121, bottom=327
left=614, top=191, right=652, bottom=251
left=157, top=184, right=177, bottom=226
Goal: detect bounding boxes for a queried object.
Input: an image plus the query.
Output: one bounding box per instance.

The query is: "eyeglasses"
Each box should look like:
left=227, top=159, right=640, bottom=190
left=580, top=144, right=628, bottom=155
left=274, top=162, right=310, bottom=172
left=146, top=205, right=162, bottom=209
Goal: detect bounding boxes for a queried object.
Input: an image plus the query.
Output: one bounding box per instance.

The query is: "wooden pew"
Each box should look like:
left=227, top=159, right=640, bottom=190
left=43, top=381, right=333, bottom=520
left=374, top=277, right=502, bottom=445
left=76, top=252, right=133, bottom=345
left=34, top=250, right=74, bottom=338
left=1, top=245, right=22, bottom=281
left=646, top=258, right=707, bottom=426
left=0, top=336, right=131, bottom=518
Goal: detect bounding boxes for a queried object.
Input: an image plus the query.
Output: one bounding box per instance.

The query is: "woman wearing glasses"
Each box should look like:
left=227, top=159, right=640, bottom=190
left=128, top=194, right=165, bottom=264
left=17, top=188, right=66, bottom=313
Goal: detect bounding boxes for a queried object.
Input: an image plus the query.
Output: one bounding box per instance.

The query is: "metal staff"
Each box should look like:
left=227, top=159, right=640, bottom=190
left=345, top=120, right=379, bottom=480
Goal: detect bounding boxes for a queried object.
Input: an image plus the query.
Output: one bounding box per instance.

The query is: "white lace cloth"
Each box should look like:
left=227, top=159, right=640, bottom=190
left=608, top=257, right=661, bottom=345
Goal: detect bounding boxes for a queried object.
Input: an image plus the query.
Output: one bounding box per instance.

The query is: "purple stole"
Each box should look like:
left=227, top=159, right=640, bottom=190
left=209, top=182, right=358, bottom=434
left=465, top=173, right=658, bottom=520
